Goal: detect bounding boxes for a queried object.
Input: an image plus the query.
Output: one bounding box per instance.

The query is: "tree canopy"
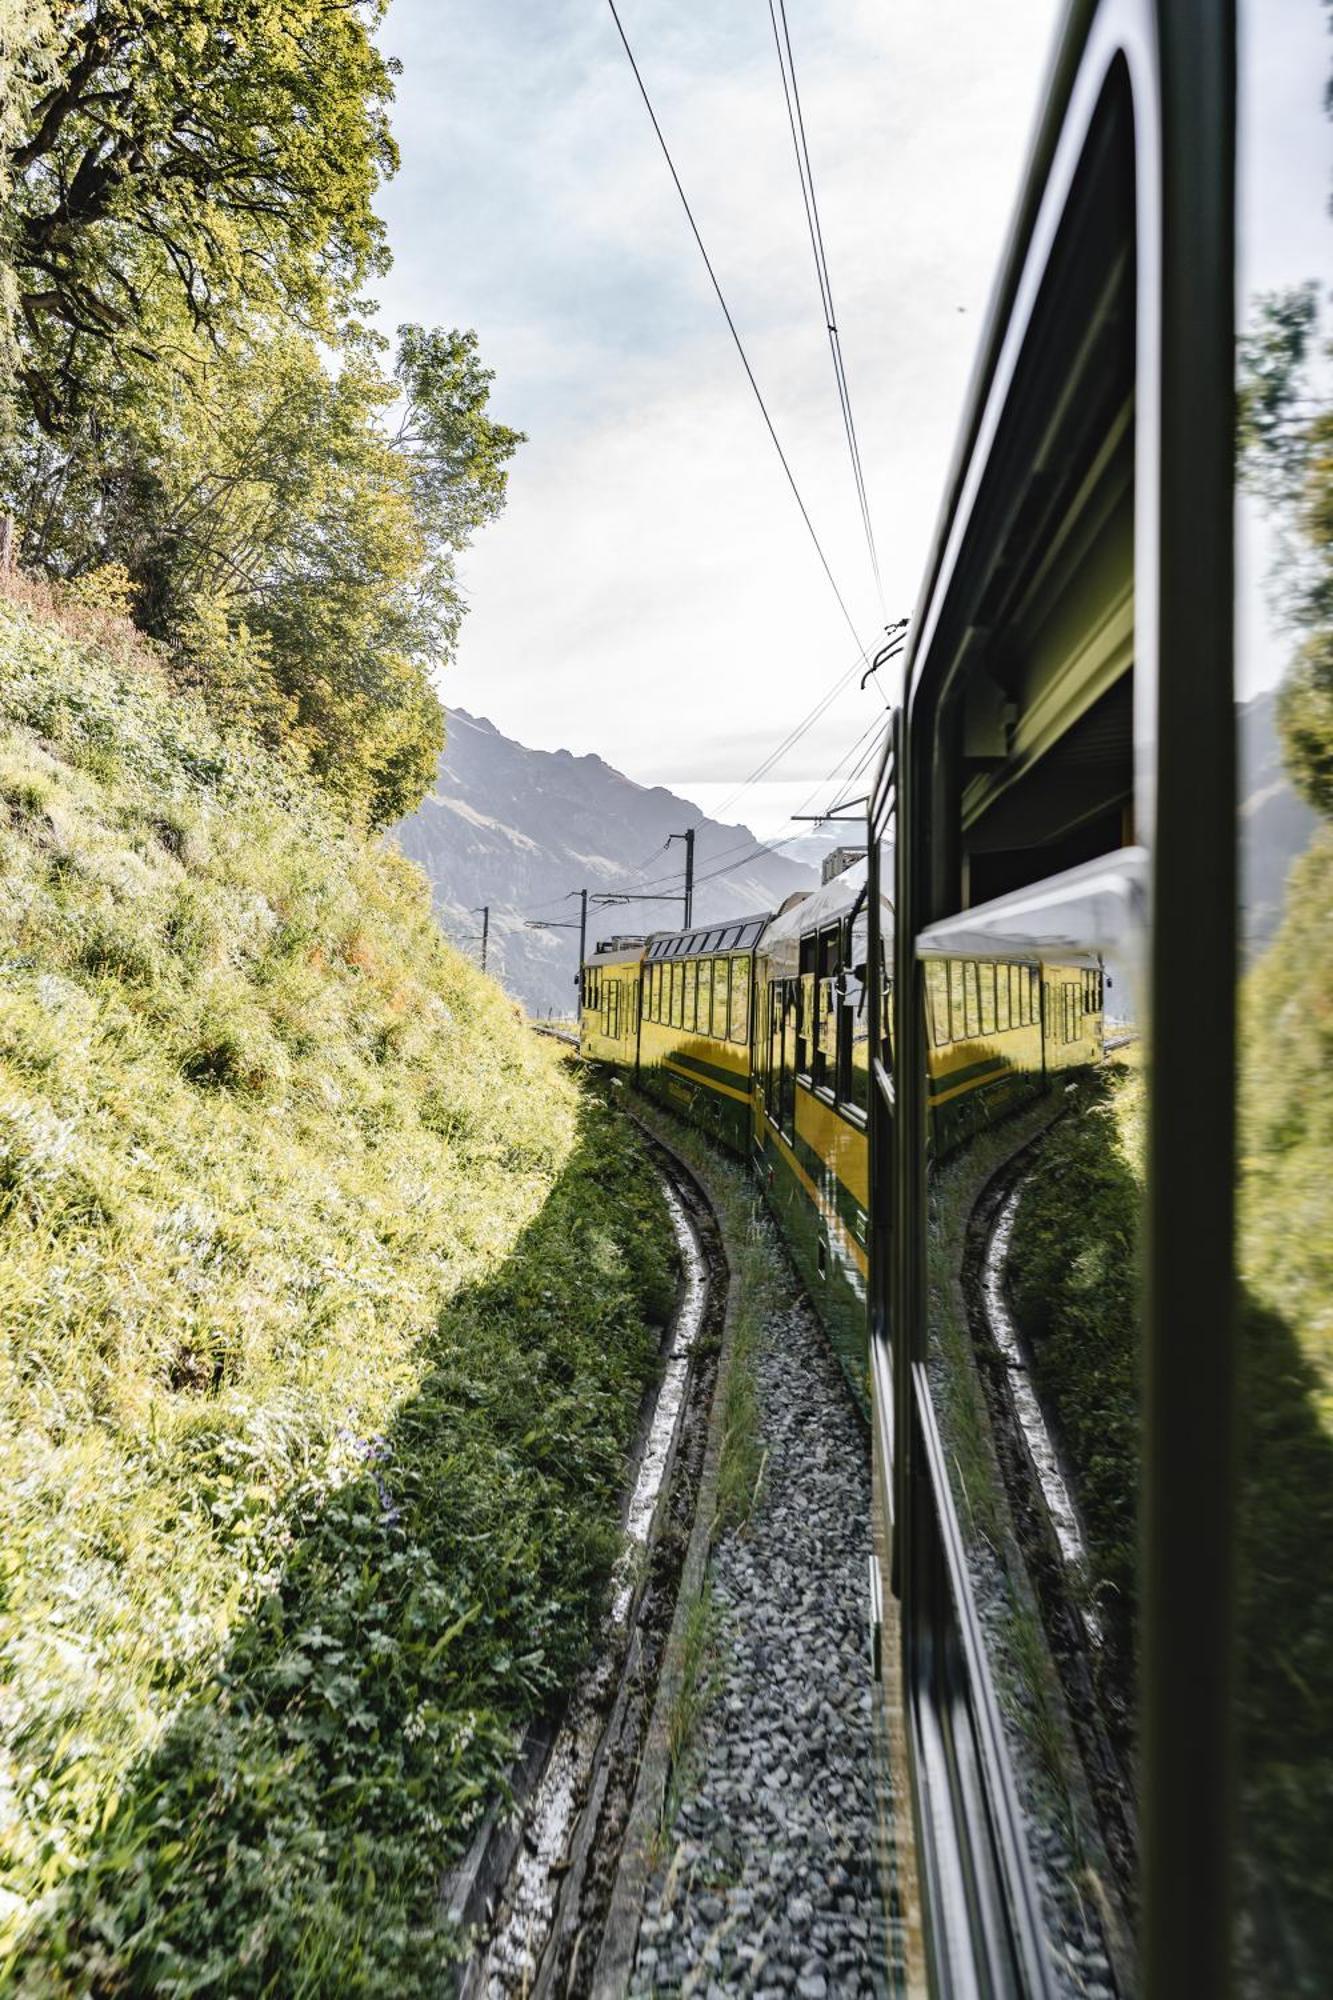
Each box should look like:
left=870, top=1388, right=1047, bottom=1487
left=0, top=1, right=523, bottom=827
left=1239, top=287, right=1333, bottom=820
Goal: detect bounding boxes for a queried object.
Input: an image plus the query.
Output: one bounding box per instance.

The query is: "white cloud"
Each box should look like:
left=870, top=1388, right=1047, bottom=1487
left=376, top=0, right=1329, bottom=807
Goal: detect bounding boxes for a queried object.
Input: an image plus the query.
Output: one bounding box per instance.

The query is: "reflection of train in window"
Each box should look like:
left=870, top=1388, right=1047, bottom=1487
left=580, top=0, right=1306, bottom=1987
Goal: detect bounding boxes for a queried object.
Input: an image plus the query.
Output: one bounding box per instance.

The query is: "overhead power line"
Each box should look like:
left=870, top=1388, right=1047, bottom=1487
left=767, top=0, right=884, bottom=615
left=604, top=0, right=869, bottom=660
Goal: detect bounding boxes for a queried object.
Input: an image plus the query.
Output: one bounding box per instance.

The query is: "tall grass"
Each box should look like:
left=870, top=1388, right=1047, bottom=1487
left=0, top=598, right=675, bottom=1993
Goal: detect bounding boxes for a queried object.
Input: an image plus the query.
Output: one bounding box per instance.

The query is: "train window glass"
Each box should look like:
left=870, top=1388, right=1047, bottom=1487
left=730, top=958, right=748, bottom=1044
left=697, top=957, right=713, bottom=1037
left=926, top=963, right=950, bottom=1046
left=981, top=964, right=997, bottom=1036
left=668, top=961, right=679, bottom=1028
left=683, top=960, right=696, bottom=1031
left=797, top=937, right=816, bottom=1078
left=948, top=959, right=966, bottom=1040
left=964, top=962, right=979, bottom=1038
left=1026, top=964, right=1037, bottom=1027
left=713, top=957, right=730, bottom=1039
left=845, top=963, right=871, bottom=1116
left=779, top=981, right=797, bottom=1140
left=997, top=965, right=1011, bottom=1032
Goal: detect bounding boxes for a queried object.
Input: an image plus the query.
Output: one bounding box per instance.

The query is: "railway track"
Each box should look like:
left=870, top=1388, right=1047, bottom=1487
left=446, top=1138, right=727, bottom=1997
left=446, top=1111, right=897, bottom=1997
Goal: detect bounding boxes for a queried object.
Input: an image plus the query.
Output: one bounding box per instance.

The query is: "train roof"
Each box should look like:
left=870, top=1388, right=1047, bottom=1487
left=586, top=936, right=645, bottom=967
left=759, top=855, right=882, bottom=948
left=644, top=911, right=770, bottom=962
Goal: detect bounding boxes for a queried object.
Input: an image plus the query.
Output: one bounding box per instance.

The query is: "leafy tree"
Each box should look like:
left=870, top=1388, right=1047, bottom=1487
left=3, top=0, right=396, bottom=436
left=1238, top=287, right=1333, bottom=817
left=0, top=0, right=55, bottom=402
left=0, top=7, right=525, bottom=828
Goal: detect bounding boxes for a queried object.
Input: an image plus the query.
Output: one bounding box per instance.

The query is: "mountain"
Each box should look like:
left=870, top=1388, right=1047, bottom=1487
left=1240, top=688, right=1318, bottom=959
left=392, top=710, right=823, bottom=1017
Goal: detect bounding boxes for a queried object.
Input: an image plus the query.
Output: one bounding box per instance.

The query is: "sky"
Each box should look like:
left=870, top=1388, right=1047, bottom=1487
left=373, top=0, right=1331, bottom=843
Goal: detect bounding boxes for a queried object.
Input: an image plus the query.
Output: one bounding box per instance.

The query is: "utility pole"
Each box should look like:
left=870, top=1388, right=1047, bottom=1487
left=471, top=905, right=490, bottom=973
left=578, top=887, right=588, bottom=976
left=666, top=827, right=695, bottom=928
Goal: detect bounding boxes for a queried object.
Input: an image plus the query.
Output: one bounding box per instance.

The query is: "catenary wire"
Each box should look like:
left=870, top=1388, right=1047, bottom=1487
left=604, top=0, right=870, bottom=661
left=767, top=0, right=883, bottom=615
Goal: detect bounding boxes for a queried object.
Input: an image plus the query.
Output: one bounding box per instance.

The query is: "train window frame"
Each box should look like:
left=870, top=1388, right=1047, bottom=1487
left=713, top=956, right=730, bottom=1039
left=697, top=956, right=713, bottom=1037
left=926, top=962, right=950, bottom=1047
left=797, top=936, right=816, bottom=1082
left=730, top=955, right=749, bottom=1045
left=981, top=963, right=997, bottom=1036
left=997, top=963, right=1011, bottom=1032
left=963, top=961, right=979, bottom=1038
left=948, top=959, right=966, bottom=1040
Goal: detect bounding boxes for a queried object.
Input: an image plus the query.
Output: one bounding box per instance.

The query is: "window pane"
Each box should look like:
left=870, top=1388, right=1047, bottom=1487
left=926, top=963, right=950, bottom=1045
left=697, top=957, right=712, bottom=1036
left=730, top=957, right=749, bottom=1043
left=713, top=957, right=729, bottom=1039
left=949, top=960, right=966, bottom=1040
left=981, top=964, right=997, bottom=1036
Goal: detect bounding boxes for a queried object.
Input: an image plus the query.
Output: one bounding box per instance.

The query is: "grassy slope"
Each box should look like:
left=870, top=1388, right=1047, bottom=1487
left=1007, top=1055, right=1142, bottom=1684
left=1007, top=855, right=1333, bottom=1985
left=1237, top=827, right=1333, bottom=1983
left=0, top=599, right=675, bottom=1994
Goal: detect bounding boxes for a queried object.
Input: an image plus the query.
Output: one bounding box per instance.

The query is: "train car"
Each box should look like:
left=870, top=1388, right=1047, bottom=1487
left=752, top=868, right=873, bottom=1401
left=578, top=936, right=643, bottom=1071
left=865, top=0, right=1245, bottom=1991
left=637, top=914, right=765, bottom=1154
left=924, top=953, right=1104, bottom=1153
left=750, top=857, right=1105, bottom=1403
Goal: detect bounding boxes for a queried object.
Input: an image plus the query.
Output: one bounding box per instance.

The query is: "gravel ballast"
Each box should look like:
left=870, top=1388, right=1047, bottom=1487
left=627, top=1235, right=896, bottom=1999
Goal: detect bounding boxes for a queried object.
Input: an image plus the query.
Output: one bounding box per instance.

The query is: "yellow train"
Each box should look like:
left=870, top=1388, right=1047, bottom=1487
left=578, top=864, right=1102, bottom=1408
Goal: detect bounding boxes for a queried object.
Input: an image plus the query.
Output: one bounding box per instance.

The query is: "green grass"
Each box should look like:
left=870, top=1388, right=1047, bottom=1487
left=1236, top=827, right=1333, bottom=1988
left=1006, top=1056, right=1142, bottom=1680
left=0, top=597, right=676, bottom=1994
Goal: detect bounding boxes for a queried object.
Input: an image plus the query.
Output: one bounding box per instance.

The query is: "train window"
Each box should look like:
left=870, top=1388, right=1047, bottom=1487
left=696, top=957, right=712, bottom=1037
left=997, top=965, right=1011, bottom=1032
left=926, top=963, right=950, bottom=1046
left=844, top=962, right=871, bottom=1117
left=981, top=964, right=997, bottom=1036
left=713, top=957, right=730, bottom=1039
left=964, top=962, right=980, bottom=1038
left=948, top=960, right=966, bottom=1040
left=811, top=932, right=835, bottom=1093
left=730, top=958, right=748, bottom=1044
left=796, top=937, right=816, bottom=1078
left=679, top=960, right=693, bottom=1030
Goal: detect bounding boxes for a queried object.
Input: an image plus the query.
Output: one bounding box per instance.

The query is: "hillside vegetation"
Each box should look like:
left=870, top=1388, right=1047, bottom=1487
left=0, top=594, right=674, bottom=1994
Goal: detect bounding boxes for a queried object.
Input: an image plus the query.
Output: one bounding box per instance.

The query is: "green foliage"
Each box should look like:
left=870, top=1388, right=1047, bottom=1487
left=4, top=0, right=396, bottom=433
left=1007, top=1061, right=1143, bottom=1678
left=0, top=8, right=523, bottom=828
left=1236, top=828, right=1333, bottom=1984
left=1238, top=288, right=1333, bottom=817
left=0, top=600, right=675, bottom=1993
